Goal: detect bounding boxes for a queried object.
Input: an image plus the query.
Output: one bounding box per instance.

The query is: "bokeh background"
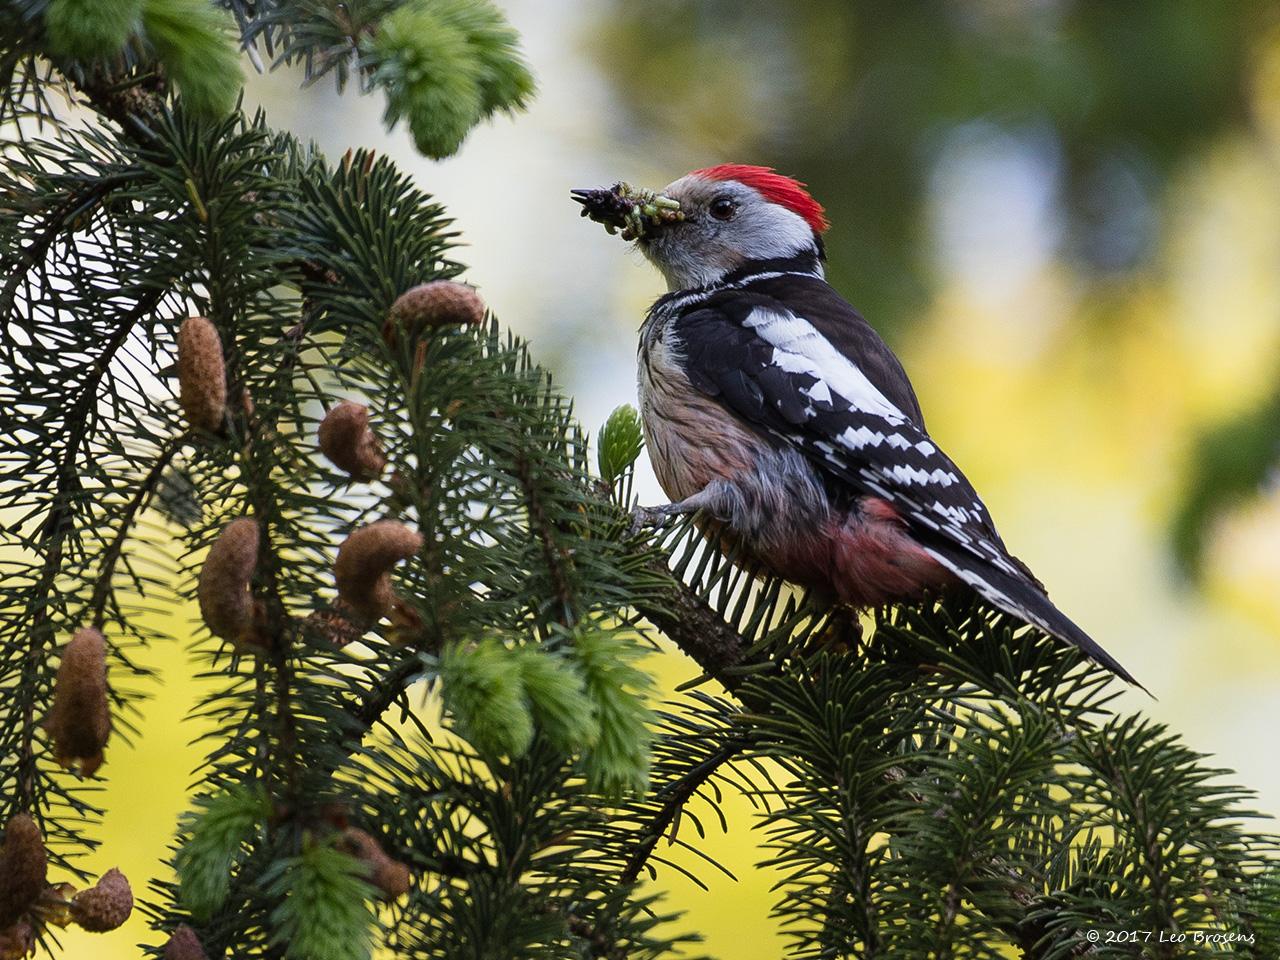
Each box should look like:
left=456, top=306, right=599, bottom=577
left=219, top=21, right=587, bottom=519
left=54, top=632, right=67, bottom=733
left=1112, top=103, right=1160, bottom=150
left=55, top=1, right=1280, bottom=956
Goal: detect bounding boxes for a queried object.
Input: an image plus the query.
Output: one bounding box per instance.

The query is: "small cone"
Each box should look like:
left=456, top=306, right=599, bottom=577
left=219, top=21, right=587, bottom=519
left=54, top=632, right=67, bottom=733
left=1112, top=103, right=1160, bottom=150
left=163, top=925, right=208, bottom=960
left=302, top=602, right=367, bottom=649
left=334, top=521, right=423, bottom=621
left=177, top=317, right=227, bottom=433
left=0, top=921, right=34, bottom=960
left=318, top=401, right=386, bottom=481
left=197, top=518, right=260, bottom=645
left=69, top=868, right=132, bottom=932
left=0, top=816, right=46, bottom=929
left=42, top=628, right=111, bottom=777
left=384, top=281, right=485, bottom=344
left=339, top=828, right=411, bottom=899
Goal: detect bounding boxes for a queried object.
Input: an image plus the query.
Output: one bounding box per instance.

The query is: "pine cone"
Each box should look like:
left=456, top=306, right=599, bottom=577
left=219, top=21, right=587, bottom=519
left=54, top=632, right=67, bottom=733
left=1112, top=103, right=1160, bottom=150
left=334, top=521, right=423, bottom=620
left=302, top=601, right=368, bottom=649
left=163, top=924, right=208, bottom=960
left=0, top=816, right=46, bottom=929
left=384, top=281, right=485, bottom=344
left=339, top=828, right=411, bottom=899
left=0, top=921, right=34, bottom=960
left=177, top=317, right=227, bottom=433
left=197, top=518, right=261, bottom=645
left=69, top=868, right=131, bottom=932
left=42, top=628, right=111, bottom=777
left=318, top=401, right=386, bottom=481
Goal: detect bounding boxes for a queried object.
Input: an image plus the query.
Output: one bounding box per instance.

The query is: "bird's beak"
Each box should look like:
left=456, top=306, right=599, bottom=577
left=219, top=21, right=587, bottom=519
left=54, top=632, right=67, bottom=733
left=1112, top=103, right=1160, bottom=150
left=571, top=182, right=683, bottom=241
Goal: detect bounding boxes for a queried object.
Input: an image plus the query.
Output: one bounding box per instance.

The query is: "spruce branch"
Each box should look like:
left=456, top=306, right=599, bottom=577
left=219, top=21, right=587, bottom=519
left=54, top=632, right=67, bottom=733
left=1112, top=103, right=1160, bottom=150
left=86, top=437, right=184, bottom=630
left=10, top=282, right=169, bottom=812
left=634, top=555, right=753, bottom=687
left=0, top=172, right=139, bottom=319
left=618, top=737, right=747, bottom=886
left=509, top=437, right=577, bottom=625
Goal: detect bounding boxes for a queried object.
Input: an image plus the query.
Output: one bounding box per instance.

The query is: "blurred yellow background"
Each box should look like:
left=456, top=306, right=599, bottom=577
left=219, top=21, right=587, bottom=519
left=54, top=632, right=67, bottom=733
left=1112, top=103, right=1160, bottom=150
left=49, top=2, right=1280, bottom=956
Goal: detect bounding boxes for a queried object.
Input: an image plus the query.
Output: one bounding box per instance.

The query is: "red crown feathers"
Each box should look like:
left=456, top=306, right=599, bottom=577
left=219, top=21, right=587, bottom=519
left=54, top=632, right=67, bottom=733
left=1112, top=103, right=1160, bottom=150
left=692, top=164, right=829, bottom=234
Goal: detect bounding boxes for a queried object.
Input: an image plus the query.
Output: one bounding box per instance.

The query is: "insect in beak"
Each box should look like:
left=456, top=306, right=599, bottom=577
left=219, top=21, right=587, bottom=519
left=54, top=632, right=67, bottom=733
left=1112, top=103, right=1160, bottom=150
left=571, top=183, right=683, bottom=241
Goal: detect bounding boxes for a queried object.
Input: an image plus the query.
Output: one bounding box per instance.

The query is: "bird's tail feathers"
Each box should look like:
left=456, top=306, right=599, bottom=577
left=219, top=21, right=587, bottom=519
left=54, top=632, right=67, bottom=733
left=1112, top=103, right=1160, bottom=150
left=920, top=539, right=1143, bottom=690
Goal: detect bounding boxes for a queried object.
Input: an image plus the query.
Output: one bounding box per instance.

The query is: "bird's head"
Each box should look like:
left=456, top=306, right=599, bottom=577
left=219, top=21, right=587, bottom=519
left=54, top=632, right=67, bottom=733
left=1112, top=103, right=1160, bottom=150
left=572, top=164, right=829, bottom=291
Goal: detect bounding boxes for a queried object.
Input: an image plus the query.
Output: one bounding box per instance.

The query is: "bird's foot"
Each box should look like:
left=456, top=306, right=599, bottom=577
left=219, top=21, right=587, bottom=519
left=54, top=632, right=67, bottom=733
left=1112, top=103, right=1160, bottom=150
left=628, top=503, right=678, bottom=537
left=800, top=608, right=865, bottom=659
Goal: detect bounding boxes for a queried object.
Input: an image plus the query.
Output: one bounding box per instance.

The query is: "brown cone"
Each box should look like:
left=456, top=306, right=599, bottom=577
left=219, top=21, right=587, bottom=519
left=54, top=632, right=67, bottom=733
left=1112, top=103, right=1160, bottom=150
left=339, top=828, right=411, bottom=899
left=385, top=281, right=485, bottom=344
left=42, top=628, right=111, bottom=777
left=0, top=921, right=34, bottom=960
left=334, top=521, right=423, bottom=620
left=69, top=868, right=131, bottom=932
left=197, top=518, right=260, bottom=644
left=0, top=816, right=46, bottom=929
left=177, top=317, right=227, bottom=433
left=302, top=601, right=368, bottom=649
left=163, top=924, right=208, bottom=960
left=318, top=401, right=386, bottom=481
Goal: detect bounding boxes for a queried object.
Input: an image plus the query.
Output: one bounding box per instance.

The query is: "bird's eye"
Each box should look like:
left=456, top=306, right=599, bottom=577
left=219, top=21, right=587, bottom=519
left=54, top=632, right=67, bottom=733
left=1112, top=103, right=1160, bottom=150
left=709, top=196, right=737, bottom=221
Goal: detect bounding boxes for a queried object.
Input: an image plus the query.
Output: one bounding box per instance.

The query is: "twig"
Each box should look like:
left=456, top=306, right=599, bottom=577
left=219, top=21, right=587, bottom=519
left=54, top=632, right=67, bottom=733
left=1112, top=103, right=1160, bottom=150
left=0, top=173, right=138, bottom=320
left=619, top=737, right=747, bottom=885
left=88, top=438, right=184, bottom=628
left=632, top=557, right=753, bottom=688
left=71, top=62, right=166, bottom=147
left=510, top=446, right=577, bottom=626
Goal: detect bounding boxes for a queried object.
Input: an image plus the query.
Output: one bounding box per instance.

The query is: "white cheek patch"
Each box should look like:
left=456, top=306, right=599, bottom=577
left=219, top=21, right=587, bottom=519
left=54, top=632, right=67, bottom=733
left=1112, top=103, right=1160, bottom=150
left=745, top=307, right=908, bottom=424
left=735, top=202, right=818, bottom=263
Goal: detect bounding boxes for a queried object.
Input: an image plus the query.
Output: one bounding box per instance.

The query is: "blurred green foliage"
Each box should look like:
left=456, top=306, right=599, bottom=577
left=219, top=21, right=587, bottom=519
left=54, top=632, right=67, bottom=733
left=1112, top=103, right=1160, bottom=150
left=594, top=0, right=1275, bottom=336
left=263, top=841, right=378, bottom=960
left=1174, top=382, right=1280, bottom=577
left=175, top=787, right=269, bottom=920
left=370, top=0, right=535, bottom=158
left=44, top=0, right=140, bottom=60
left=143, top=0, right=245, bottom=117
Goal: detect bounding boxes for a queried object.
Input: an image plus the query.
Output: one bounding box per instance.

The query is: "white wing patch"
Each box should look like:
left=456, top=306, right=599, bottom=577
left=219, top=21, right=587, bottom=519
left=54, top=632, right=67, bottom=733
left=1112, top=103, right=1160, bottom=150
left=889, top=464, right=959, bottom=487
left=745, top=307, right=908, bottom=424
left=743, top=309, right=1018, bottom=582
left=802, top=380, right=833, bottom=405
left=932, top=499, right=975, bottom=525
left=839, top=424, right=885, bottom=449
left=924, top=548, right=1017, bottom=610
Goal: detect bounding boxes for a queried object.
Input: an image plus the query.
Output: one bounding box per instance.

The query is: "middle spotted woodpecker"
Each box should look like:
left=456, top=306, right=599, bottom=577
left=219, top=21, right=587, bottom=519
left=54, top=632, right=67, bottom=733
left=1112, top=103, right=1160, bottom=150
left=573, top=164, right=1138, bottom=685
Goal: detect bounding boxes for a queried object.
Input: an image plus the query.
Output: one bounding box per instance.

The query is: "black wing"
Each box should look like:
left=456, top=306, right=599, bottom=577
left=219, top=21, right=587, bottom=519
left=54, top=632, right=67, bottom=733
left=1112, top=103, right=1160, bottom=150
left=677, top=286, right=1004, bottom=549
left=672, top=285, right=1138, bottom=685
left=744, top=273, right=927, bottom=427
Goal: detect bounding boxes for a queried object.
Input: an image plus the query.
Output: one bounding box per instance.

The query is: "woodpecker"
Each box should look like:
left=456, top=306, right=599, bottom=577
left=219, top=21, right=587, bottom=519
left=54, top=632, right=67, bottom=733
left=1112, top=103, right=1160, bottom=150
left=572, top=164, right=1137, bottom=685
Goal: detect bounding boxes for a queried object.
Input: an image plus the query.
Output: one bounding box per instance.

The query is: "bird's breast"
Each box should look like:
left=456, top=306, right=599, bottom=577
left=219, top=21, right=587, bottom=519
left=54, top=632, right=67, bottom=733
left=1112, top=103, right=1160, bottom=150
left=638, top=333, right=767, bottom=501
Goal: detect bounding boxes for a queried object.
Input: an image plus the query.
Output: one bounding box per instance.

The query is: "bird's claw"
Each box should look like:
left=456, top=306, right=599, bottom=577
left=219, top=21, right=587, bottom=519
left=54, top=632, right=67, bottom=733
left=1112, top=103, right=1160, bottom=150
left=628, top=504, right=675, bottom=537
